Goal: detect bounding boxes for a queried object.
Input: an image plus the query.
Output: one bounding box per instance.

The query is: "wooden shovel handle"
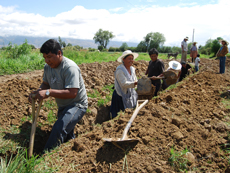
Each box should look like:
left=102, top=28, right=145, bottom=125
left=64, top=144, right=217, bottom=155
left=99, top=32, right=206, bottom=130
left=120, top=100, right=148, bottom=140
left=28, top=99, right=43, bottom=157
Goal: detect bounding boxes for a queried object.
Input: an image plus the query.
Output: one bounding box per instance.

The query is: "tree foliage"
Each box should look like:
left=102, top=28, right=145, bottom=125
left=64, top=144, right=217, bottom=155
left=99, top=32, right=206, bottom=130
left=142, top=32, right=166, bottom=51
left=143, top=33, right=153, bottom=51
left=158, top=46, right=172, bottom=53
left=58, top=36, right=66, bottom=48
left=199, top=37, right=222, bottom=55
left=93, top=29, right=115, bottom=49
left=119, top=42, right=128, bottom=52
left=211, top=39, right=221, bottom=55
left=149, top=32, right=166, bottom=50
left=136, top=41, right=147, bottom=52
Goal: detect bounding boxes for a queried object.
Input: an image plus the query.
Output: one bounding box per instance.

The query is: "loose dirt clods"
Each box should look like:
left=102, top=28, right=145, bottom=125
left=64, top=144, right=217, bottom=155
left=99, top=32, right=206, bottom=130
left=1, top=58, right=230, bottom=172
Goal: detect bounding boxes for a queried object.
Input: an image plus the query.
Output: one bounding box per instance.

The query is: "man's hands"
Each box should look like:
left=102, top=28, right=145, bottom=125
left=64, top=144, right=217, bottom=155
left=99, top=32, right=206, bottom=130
left=28, top=89, right=48, bottom=103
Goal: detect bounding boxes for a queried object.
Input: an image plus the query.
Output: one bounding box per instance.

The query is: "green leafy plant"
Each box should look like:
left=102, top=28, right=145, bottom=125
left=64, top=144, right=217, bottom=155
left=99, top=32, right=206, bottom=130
left=43, top=99, right=57, bottom=109
left=168, top=147, right=189, bottom=172
left=87, top=89, right=100, bottom=98
left=47, top=110, right=56, bottom=124
left=88, top=85, right=114, bottom=107
left=0, top=149, right=56, bottom=173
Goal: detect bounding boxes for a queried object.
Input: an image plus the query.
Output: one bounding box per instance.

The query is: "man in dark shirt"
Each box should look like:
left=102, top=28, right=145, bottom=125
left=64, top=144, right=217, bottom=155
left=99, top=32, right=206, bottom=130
left=145, top=48, right=165, bottom=96
left=179, top=61, right=192, bottom=81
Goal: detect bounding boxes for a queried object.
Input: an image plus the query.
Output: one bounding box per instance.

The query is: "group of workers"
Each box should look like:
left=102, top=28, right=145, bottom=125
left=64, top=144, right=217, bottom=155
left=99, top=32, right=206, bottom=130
left=29, top=37, right=228, bottom=153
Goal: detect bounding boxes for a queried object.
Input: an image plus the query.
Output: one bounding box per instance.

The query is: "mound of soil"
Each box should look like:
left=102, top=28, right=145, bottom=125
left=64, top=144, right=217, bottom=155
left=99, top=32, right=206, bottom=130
left=1, top=58, right=230, bottom=172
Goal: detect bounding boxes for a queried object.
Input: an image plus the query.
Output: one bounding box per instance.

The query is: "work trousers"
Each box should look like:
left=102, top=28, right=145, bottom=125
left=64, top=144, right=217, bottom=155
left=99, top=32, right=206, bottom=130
left=44, top=104, right=86, bottom=152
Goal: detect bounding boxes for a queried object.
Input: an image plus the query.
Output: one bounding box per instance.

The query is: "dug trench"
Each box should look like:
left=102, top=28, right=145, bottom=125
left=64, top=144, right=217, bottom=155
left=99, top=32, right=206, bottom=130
left=1, top=58, right=230, bottom=172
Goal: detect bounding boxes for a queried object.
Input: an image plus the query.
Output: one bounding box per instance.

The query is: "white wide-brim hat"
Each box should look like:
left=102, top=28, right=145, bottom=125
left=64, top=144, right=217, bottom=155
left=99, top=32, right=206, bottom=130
left=184, top=36, right=189, bottom=40
left=219, top=39, right=229, bottom=45
left=169, top=60, right=182, bottom=70
left=117, top=50, right=139, bottom=62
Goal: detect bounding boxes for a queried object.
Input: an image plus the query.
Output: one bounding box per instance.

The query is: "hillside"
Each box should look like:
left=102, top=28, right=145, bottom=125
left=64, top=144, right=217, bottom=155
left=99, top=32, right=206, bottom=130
left=0, top=35, right=138, bottom=49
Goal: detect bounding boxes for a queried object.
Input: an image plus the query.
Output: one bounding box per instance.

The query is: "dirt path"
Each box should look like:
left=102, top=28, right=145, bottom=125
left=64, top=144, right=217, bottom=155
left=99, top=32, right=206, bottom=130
left=1, top=58, right=230, bottom=172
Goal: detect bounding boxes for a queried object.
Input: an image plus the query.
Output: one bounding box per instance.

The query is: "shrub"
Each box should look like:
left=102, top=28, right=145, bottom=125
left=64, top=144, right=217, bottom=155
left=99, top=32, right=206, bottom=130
left=3, top=39, right=32, bottom=59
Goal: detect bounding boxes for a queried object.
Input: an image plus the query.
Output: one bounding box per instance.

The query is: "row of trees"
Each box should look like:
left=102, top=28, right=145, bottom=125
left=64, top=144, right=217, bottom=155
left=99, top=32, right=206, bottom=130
left=93, top=28, right=224, bottom=55
left=0, top=30, right=223, bottom=56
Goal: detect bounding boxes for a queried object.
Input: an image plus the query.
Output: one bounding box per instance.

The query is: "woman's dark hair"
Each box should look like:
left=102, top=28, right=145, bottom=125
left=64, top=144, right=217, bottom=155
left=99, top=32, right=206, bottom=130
left=222, top=41, right=227, bottom=45
left=149, top=48, right=158, bottom=56
left=40, top=39, right=63, bottom=55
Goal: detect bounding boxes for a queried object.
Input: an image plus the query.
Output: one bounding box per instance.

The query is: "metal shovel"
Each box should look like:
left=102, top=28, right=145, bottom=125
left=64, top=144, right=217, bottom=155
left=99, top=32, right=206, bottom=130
left=28, top=94, right=43, bottom=157
left=103, top=99, right=148, bottom=143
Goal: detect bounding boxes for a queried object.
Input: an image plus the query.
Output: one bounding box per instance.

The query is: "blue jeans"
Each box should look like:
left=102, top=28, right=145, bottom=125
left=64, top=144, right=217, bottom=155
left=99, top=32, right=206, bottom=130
left=195, top=66, right=199, bottom=72
left=44, top=105, right=87, bottom=152
left=219, top=56, right=226, bottom=74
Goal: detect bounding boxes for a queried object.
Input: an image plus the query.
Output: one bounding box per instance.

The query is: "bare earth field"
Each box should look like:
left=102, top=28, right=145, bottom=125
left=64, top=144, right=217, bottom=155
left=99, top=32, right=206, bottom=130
left=1, top=58, right=230, bottom=172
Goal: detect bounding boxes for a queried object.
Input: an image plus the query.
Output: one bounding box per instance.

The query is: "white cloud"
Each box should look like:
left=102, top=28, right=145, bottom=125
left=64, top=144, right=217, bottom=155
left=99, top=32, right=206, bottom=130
left=0, top=5, right=16, bottom=14
left=0, top=0, right=230, bottom=47
left=109, top=7, right=123, bottom=12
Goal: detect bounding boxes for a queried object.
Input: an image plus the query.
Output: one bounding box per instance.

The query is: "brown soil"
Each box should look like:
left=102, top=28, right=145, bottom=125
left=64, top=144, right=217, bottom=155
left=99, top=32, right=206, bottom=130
left=1, top=58, right=230, bottom=172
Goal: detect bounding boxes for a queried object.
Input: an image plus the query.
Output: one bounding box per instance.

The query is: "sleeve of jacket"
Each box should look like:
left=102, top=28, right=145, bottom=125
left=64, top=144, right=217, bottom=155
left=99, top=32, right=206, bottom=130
left=217, top=45, right=229, bottom=57
left=116, top=69, right=135, bottom=89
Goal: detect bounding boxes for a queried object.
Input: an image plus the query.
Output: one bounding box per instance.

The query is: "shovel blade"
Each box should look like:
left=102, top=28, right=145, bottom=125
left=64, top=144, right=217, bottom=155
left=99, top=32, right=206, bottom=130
left=102, top=137, right=139, bottom=143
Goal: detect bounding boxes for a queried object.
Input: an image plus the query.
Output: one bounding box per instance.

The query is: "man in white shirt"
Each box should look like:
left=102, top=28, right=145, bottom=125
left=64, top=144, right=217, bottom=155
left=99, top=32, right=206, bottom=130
left=181, top=37, right=189, bottom=63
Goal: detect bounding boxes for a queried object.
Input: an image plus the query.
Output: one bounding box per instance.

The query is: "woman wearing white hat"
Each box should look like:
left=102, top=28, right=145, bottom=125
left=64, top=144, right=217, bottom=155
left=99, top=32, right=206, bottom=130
left=110, top=50, right=139, bottom=118
left=162, top=61, right=182, bottom=89
left=216, top=39, right=229, bottom=74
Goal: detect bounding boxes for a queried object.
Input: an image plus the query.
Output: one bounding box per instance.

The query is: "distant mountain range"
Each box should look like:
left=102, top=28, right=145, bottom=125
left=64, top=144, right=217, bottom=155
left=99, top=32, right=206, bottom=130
left=0, top=36, right=138, bottom=49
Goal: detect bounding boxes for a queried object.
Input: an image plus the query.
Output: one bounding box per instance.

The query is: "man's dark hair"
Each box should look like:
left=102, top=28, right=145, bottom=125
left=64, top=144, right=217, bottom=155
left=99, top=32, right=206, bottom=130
left=197, top=54, right=200, bottom=57
left=40, top=39, right=63, bottom=55
left=149, top=48, right=158, bottom=56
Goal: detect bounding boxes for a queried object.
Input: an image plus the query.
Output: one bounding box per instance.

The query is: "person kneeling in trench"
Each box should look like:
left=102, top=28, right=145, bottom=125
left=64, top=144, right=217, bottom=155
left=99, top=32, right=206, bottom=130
left=28, top=39, right=88, bottom=152
left=179, top=61, right=192, bottom=81
left=110, top=50, right=138, bottom=118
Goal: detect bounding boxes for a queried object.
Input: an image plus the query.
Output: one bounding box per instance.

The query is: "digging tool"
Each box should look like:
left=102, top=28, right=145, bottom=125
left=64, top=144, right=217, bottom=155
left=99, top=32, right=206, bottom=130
left=102, top=99, right=148, bottom=143
left=28, top=94, right=43, bottom=157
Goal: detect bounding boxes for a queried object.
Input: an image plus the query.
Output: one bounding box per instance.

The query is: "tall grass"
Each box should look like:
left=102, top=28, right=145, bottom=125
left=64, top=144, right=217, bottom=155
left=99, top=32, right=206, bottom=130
left=0, top=149, right=56, bottom=173
left=0, top=46, right=211, bottom=75
left=0, top=50, right=44, bottom=75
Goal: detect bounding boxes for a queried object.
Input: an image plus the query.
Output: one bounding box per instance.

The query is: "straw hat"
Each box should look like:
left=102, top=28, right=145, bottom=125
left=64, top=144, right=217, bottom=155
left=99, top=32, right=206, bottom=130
left=193, top=42, right=197, bottom=44
left=219, top=39, right=229, bottom=45
left=117, top=50, right=139, bottom=62
left=169, top=61, right=182, bottom=70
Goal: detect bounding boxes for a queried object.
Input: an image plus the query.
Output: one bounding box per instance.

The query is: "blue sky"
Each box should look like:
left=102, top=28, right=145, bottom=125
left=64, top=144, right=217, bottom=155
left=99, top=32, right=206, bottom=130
left=0, top=0, right=229, bottom=47
left=0, top=0, right=219, bottom=16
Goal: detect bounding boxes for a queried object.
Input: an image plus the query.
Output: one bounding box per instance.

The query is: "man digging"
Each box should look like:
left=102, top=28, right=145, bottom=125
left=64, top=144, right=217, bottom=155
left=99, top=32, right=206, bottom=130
left=28, top=39, right=88, bottom=152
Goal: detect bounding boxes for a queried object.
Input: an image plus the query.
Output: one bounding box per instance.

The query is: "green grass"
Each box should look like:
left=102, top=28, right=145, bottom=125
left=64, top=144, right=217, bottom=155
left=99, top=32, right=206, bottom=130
left=47, top=110, right=56, bottom=125
left=0, top=48, right=213, bottom=75
left=0, top=149, right=58, bottom=173
left=219, top=92, right=230, bottom=165
left=87, top=84, right=114, bottom=107
left=168, top=147, right=190, bottom=172
left=0, top=50, right=44, bottom=75
left=0, top=126, right=21, bottom=154
left=42, top=99, right=57, bottom=110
